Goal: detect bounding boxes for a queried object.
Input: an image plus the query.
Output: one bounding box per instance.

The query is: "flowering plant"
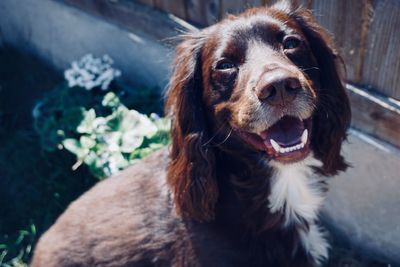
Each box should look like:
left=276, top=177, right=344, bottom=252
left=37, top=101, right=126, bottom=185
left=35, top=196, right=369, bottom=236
left=34, top=54, right=169, bottom=178
left=62, top=92, right=169, bottom=178
left=64, top=54, right=121, bottom=90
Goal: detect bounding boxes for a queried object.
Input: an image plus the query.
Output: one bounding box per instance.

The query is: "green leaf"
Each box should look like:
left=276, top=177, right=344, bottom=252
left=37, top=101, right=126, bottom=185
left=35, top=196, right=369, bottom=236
left=120, top=132, right=144, bottom=153
left=102, top=92, right=120, bottom=108
left=62, top=138, right=89, bottom=159
left=62, top=139, right=81, bottom=154
left=80, top=136, right=96, bottom=149
left=77, top=109, right=96, bottom=134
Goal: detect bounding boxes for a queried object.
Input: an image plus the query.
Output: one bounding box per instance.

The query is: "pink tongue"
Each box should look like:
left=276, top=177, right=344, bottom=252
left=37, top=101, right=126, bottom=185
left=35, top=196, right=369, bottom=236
left=262, top=116, right=304, bottom=146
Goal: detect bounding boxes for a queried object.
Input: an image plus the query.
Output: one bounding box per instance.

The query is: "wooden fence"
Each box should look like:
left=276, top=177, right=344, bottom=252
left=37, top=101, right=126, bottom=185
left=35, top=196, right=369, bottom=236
left=136, top=0, right=400, bottom=101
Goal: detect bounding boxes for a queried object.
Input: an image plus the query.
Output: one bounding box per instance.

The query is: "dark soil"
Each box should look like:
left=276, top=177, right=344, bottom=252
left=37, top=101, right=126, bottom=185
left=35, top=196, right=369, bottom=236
left=0, top=46, right=97, bottom=265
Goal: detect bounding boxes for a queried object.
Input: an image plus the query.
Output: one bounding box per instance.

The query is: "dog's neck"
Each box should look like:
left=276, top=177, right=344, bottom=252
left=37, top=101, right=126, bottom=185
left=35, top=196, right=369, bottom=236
left=268, top=156, right=325, bottom=226
left=215, top=151, right=329, bottom=265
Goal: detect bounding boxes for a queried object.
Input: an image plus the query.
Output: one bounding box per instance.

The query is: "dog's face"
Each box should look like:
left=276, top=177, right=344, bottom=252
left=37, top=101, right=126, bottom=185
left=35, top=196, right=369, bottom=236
left=166, top=4, right=351, bottom=221
left=201, top=8, right=321, bottom=163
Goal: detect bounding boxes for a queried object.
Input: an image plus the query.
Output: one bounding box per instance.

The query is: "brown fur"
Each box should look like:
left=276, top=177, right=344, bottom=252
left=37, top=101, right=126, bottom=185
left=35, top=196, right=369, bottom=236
left=32, top=3, right=350, bottom=267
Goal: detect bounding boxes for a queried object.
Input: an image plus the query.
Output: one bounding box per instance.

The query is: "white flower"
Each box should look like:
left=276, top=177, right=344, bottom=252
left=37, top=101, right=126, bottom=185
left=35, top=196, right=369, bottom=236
left=123, top=109, right=157, bottom=136
left=64, top=54, right=121, bottom=90
left=107, top=152, right=128, bottom=175
left=103, top=132, right=122, bottom=153
left=116, top=109, right=158, bottom=153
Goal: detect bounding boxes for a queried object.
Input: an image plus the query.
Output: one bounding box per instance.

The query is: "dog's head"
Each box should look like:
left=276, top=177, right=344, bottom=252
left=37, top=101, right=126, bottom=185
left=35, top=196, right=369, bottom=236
left=166, top=3, right=351, bottom=222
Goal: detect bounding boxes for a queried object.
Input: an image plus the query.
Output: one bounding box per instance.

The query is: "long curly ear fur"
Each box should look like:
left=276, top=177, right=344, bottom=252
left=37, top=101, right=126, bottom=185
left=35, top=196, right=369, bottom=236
left=292, top=9, right=351, bottom=175
left=165, top=32, right=218, bottom=222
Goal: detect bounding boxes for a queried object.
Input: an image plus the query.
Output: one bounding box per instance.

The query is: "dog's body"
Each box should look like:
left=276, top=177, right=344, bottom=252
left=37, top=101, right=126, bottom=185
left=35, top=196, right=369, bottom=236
left=32, top=149, right=327, bottom=267
left=32, top=2, right=350, bottom=267
left=32, top=150, right=172, bottom=267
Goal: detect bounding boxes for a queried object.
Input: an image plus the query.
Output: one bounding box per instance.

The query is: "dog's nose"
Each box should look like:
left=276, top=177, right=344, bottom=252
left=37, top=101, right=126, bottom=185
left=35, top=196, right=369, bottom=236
left=256, top=69, right=302, bottom=106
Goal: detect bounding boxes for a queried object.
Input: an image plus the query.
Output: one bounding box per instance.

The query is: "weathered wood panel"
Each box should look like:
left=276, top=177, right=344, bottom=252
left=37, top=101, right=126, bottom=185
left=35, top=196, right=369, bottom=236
left=347, top=85, right=400, bottom=148
left=185, top=0, right=220, bottom=26
left=153, top=0, right=186, bottom=20
left=311, top=0, right=367, bottom=83
left=362, top=0, right=400, bottom=99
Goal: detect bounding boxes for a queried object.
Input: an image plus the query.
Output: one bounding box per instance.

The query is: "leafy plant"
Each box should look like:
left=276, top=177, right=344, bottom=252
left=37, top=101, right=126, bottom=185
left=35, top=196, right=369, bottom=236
left=33, top=54, right=170, bottom=179
left=61, top=92, right=170, bottom=179
left=0, top=224, right=36, bottom=267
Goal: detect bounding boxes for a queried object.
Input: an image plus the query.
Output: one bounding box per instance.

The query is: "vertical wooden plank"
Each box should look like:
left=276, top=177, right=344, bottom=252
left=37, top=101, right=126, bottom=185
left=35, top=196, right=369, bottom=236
left=362, top=0, right=400, bottom=99
left=185, top=0, right=220, bottom=26
left=300, top=0, right=312, bottom=9
left=153, top=0, right=186, bottom=20
left=311, top=0, right=366, bottom=84
left=220, top=0, right=262, bottom=17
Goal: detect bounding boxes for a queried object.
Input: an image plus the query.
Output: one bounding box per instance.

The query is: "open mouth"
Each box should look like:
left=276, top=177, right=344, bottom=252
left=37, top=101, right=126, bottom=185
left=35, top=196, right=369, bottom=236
left=236, top=116, right=312, bottom=163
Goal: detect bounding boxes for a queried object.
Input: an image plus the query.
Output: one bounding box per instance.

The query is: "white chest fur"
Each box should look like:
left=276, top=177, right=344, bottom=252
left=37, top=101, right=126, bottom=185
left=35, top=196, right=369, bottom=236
left=268, top=155, right=329, bottom=265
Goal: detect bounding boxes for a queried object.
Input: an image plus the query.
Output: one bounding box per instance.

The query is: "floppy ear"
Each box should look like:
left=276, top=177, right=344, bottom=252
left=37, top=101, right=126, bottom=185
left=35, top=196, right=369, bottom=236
left=165, top=32, right=218, bottom=222
left=292, top=9, right=351, bottom=176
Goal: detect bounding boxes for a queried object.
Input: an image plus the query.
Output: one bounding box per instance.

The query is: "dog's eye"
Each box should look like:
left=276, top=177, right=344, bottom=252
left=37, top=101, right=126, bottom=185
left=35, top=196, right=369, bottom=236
left=283, top=36, right=301, bottom=50
left=216, top=60, right=236, bottom=70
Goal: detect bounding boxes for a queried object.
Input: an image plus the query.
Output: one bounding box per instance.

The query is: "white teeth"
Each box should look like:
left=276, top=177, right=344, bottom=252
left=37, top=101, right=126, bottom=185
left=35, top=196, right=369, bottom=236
left=270, top=129, right=309, bottom=154
left=270, top=139, right=281, bottom=152
left=301, top=129, right=308, bottom=145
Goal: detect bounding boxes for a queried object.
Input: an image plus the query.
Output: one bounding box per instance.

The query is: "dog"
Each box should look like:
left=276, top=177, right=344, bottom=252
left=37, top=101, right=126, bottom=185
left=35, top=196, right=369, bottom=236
left=31, top=1, right=350, bottom=266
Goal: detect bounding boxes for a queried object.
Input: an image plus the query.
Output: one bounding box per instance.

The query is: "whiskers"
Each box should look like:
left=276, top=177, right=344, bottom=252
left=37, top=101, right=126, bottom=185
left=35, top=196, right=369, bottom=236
left=300, top=66, right=320, bottom=72
left=202, top=125, right=233, bottom=147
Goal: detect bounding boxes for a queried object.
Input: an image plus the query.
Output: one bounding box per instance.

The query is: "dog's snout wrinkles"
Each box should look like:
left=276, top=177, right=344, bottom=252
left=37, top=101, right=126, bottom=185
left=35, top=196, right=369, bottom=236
left=256, top=69, right=302, bottom=106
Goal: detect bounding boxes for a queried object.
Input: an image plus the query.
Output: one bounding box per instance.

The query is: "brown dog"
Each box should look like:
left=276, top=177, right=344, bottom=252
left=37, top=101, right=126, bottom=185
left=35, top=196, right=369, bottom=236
left=31, top=2, right=350, bottom=266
